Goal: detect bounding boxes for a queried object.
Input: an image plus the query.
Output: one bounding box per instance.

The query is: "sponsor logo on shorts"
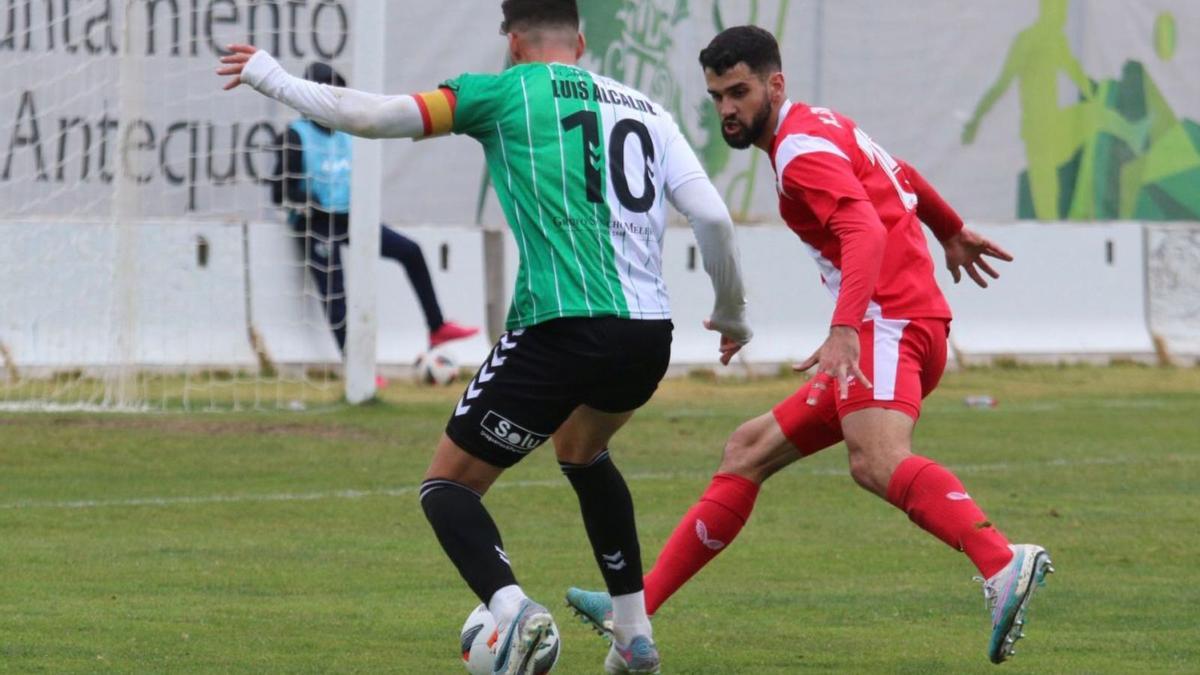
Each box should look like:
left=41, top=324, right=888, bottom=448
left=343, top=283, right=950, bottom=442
left=480, top=411, right=548, bottom=454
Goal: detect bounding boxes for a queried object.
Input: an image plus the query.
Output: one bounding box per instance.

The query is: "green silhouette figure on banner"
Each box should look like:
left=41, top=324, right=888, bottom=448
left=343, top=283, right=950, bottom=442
left=964, top=2, right=1199, bottom=221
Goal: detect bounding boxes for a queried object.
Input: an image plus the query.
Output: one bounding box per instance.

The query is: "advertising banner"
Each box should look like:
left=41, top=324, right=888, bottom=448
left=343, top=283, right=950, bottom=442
left=2, top=1, right=1197, bottom=224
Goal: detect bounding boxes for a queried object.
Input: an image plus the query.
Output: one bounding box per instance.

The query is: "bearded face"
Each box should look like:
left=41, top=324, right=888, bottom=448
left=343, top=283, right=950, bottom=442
left=704, top=62, right=778, bottom=150
left=720, top=93, right=773, bottom=149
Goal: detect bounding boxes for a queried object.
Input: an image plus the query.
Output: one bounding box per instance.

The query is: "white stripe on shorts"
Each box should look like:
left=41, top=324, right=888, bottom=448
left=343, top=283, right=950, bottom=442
left=871, top=318, right=910, bottom=401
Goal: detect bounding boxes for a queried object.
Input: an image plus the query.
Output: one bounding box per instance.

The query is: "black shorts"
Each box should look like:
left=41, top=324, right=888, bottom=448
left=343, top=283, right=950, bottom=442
left=445, top=317, right=673, bottom=468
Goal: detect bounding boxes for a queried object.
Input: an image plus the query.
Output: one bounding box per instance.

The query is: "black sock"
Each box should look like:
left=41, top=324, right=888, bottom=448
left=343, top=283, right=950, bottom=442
left=419, top=479, right=517, bottom=604
left=561, top=450, right=643, bottom=596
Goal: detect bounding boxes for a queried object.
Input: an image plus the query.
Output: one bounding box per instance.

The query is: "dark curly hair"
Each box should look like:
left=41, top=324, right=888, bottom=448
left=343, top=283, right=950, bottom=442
left=699, top=25, right=782, bottom=77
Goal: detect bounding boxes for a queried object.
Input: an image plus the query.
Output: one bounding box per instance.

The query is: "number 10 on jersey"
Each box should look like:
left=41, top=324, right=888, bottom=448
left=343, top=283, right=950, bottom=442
left=561, top=111, right=657, bottom=213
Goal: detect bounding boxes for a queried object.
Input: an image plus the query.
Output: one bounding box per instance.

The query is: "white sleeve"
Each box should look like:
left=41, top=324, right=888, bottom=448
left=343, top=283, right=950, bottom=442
left=665, top=141, right=752, bottom=345
left=240, top=50, right=426, bottom=139
left=659, top=117, right=709, bottom=194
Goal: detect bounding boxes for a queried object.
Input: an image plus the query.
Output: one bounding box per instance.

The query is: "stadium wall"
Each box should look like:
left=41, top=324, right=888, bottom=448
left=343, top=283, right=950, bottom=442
left=234, top=219, right=1200, bottom=369
left=3, top=2, right=1198, bottom=226
left=4, top=220, right=1192, bottom=380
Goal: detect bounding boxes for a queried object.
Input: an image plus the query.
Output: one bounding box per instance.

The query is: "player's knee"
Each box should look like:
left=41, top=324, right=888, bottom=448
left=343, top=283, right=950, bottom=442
left=553, top=439, right=601, bottom=465
left=845, top=445, right=903, bottom=497
left=846, top=450, right=876, bottom=491
left=552, top=427, right=605, bottom=465
left=717, top=423, right=769, bottom=480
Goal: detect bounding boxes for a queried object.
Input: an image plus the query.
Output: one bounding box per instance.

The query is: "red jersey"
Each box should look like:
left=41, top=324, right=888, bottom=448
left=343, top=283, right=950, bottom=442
left=770, top=101, right=953, bottom=324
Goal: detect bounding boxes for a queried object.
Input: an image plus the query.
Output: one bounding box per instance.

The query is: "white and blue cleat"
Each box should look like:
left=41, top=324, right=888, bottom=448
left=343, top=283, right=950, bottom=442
left=605, top=634, right=661, bottom=674
left=980, top=544, right=1054, bottom=664
left=567, top=588, right=659, bottom=673
left=492, top=599, right=560, bottom=675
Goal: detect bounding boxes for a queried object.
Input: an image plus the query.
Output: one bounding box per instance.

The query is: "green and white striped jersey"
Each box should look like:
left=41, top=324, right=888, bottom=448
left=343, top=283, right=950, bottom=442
left=443, top=63, right=709, bottom=330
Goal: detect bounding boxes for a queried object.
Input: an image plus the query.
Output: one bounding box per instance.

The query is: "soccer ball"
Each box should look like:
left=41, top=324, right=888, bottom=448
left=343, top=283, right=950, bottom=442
left=414, top=350, right=459, bottom=386
left=459, top=603, right=497, bottom=674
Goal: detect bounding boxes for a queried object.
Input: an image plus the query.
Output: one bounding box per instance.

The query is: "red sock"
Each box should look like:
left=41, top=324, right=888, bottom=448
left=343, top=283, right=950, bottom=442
left=886, top=456, right=1013, bottom=578
left=643, top=473, right=759, bottom=615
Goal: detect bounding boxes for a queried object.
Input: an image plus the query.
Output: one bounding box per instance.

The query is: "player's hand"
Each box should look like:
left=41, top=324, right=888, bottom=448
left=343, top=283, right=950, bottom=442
left=792, top=325, right=871, bottom=404
left=943, top=228, right=1013, bottom=288
left=217, top=44, right=260, bottom=90
left=703, top=319, right=744, bottom=366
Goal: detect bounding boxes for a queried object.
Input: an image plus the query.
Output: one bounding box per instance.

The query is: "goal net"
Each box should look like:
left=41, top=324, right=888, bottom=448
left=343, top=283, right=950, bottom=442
left=0, top=0, right=369, bottom=410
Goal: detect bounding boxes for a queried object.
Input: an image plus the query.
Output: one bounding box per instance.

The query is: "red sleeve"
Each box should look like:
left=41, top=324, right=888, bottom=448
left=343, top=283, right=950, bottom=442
left=828, top=199, right=887, bottom=329
left=899, top=160, right=963, bottom=242
left=780, top=149, right=869, bottom=225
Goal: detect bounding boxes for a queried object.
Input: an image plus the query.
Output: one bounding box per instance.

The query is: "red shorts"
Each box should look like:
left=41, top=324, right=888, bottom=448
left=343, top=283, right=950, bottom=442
left=772, top=318, right=949, bottom=456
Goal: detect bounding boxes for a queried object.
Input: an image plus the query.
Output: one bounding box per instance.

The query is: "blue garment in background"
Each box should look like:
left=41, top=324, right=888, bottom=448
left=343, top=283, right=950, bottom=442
left=290, top=119, right=353, bottom=214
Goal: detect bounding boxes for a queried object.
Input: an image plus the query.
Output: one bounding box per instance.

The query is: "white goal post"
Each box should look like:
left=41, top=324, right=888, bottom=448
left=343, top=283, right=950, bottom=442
left=344, top=0, right=383, bottom=405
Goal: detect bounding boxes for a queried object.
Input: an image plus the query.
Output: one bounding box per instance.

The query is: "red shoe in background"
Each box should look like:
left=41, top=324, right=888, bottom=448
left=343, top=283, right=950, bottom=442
left=429, top=321, right=480, bottom=348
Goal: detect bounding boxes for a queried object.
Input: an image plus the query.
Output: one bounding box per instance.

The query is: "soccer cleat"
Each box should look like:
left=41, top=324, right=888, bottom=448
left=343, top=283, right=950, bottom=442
left=979, top=544, right=1054, bottom=664
left=604, top=634, right=661, bottom=674
left=491, top=599, right=560, bottom=675
left=564, top=587, right=614, bottom=642
left=430, top=321, right=480, bottom=348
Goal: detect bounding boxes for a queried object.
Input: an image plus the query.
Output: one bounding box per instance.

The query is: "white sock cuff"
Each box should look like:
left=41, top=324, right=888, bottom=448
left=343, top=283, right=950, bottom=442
left=488, top=584, right=528, bottom=626
left=611, top=590, right=652, bottom=643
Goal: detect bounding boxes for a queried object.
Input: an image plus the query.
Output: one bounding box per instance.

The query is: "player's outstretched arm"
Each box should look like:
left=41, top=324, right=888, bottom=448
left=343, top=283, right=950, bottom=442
left=899, top=160, right=1013, bottom=287
left=218, top=45, right=439, bottom=139
left=668, top=178, right=752, bottom=365
left=941, top=228, right=1013, bottom=288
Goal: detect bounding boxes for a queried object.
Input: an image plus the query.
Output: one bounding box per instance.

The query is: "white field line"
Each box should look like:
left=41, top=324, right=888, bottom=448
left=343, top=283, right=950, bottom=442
left=1, top=454, right=1193, bottom=511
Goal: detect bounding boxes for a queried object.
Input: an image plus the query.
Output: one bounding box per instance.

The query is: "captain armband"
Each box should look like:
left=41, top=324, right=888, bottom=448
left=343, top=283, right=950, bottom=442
left=412, top=88, right=457, bottom=137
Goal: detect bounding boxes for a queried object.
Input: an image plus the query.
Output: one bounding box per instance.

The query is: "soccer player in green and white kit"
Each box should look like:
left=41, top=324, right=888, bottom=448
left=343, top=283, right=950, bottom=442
left=218, top=1, right=751, bottom=672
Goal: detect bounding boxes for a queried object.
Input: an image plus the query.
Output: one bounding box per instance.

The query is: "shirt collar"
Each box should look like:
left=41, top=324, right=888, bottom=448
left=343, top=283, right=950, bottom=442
left=775, top=99, right=794, bottom=137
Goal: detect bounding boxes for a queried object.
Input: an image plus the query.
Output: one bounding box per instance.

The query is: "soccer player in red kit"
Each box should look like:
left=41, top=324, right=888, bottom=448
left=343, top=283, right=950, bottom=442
left=568, top=25, right=1053, bottom=665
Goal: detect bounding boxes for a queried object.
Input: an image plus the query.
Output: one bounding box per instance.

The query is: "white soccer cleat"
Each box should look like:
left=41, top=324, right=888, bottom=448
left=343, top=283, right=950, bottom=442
left=491, top=599, right=560, bottom=675
left=980, top=544, right=1054, bottom=664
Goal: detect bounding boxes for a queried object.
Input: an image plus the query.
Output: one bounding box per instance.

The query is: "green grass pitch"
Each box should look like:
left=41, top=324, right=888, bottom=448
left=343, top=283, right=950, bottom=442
left=2, top=365, right=1198, bottom=673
